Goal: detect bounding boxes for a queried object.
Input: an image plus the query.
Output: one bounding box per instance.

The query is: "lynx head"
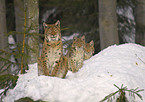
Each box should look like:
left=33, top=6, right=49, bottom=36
left=84, top=40, right=94, bottom=60
left=72, top=35, right=85, bottom=50
left=43, top=20, right=61, bottom=42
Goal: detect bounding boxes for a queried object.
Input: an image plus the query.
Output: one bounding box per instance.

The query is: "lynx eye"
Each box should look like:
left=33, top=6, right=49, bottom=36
left=51, top=35, right=57, bottom=38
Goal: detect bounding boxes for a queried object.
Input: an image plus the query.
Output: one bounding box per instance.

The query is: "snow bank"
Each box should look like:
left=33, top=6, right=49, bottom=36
left=3, top=43, right=145, bottom=102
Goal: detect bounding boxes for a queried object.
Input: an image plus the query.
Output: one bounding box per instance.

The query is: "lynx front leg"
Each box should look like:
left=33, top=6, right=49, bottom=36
left=61, top=56, right=68, bottom=78
left=42, top=60, right=51, bottom=76
left=54, top=56, right=68, bottom=78
left=38, top=57, right=44, bottom=76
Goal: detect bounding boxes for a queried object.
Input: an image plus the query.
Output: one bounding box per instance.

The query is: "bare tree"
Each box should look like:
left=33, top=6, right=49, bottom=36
left=99, top=0, right=119, bottom=50
left=0, top=0, right=8, bottom=74
left=24, top=0, right=39, bottom=64
left=134, top=0, right=145, bottom=45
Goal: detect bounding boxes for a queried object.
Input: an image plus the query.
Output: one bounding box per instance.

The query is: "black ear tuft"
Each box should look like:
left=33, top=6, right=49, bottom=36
left=73, top=36, right=77, bottom=41
left=43, top=22, right=48, bottom=29
left=55, top=20, right=60, bottom=27
left=89, top=40, right=94, bottom=46
left=81, top=35, right=85, bottom=41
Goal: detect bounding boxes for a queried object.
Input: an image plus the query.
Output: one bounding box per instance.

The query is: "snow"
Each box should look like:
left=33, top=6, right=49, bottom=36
left=117, top=6, right=134, bottom=20
left=62, top=33, right=79, bottom=55
left=42, top=9, right=56, bottom=22
left=62, top=33, right=79, bottom=42
left=117, top=6, right=135, bottom=43
left=3, top=43, right=145, bottom=102
left=7, top=35, right=19, bottom=74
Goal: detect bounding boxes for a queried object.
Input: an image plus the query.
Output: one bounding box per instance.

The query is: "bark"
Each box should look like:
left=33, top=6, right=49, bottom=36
left=14, top=0, right=24, bottom=43
left=99, top=0, right=119, bottom=50
left=24, top=0, right=39, bottom=64
left=14, top=0, right=24, bottom=66
left=134, top=0, right=145, bottom=45
left=0, top=0, right=8, bottom=74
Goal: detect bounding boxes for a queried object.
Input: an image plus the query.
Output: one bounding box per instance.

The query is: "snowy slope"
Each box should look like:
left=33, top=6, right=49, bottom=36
left=3, top=43, right=145, bottom=102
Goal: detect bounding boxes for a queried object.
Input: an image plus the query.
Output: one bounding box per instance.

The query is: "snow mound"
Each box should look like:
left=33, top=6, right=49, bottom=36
left=3, top=43, right=145, bottom=102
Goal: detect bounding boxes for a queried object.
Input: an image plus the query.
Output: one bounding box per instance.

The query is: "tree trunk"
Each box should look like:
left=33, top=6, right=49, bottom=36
left=14, top=0, right=24, bottom=43
left=14, top=0, right=24, bottom=67
left=0, top=0, right=8, bottom=74
left=134, top=0, right=145, bottom=45
left=24, top=0, right=39, bottom=64
left=99, top=0, right=119, bottom=50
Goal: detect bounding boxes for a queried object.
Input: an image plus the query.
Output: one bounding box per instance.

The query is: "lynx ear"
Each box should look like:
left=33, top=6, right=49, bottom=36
left=81, top=35, right=85, bottom=41
left=55, top=20, right=60, bottom=27
left=89, top=40, right=94, bottom=46
left=43, top=22, right=48, bottom=29
left=73, top=36, right=77, bottom=41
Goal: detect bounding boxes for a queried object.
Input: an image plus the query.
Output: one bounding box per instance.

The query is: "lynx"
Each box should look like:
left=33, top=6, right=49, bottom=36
left=66, top=36, right=85, bottom=72
left=84, top=40, right=94, bottom=60
left=38, top=20, right=64, bottom=77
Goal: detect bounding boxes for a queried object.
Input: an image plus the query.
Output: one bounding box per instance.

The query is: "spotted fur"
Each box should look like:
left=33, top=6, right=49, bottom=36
left=38, top=20, right=63, bottom=76
left=66, top=36, right=85, bottom=72
left=51, top=55, right=68, bottom=78
left=84, top=40, right=94, bottom=60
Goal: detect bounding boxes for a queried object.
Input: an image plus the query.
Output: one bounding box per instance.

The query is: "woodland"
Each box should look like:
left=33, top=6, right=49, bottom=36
left=0, top=0, right=145, bottom=102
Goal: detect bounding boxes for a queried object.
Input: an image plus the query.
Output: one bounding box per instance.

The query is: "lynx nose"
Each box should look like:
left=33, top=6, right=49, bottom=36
left=51, top=35, right=57, bottom=38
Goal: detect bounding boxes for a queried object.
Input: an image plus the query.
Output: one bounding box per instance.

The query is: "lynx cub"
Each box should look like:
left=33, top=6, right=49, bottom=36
left=84, top=40, right=94, bottom=60
left=66, top=36, right=85, bottom=72
left=38, top=20, right=67, bottom=78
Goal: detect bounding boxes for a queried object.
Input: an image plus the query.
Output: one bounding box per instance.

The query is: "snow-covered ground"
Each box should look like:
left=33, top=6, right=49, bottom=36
left=3, top=43, right=145, bottom=102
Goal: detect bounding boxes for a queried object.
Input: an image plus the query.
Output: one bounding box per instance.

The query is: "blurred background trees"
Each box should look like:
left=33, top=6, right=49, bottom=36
left=0, top=0, right=144, bottom=74
left=24, top=0, right=39, bottom=64
left=14, top=0, right=24, bottom=44
left=99, top=0, right=119, bottom=50
left=134, top=0, right=145, bottom=46
left=14, top=0, right=24, bottom=68
left=0, top=0, right=8, bottom=75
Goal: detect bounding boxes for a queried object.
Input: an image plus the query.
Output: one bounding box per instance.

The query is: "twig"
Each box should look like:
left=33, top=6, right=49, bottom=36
left=135, top=54, right=145, bottom=64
